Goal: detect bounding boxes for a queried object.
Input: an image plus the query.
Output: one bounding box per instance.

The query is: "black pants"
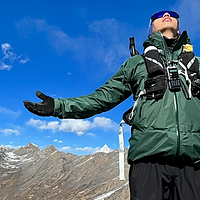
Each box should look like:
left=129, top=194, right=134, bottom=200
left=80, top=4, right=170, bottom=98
left=129, top=159, right=200, bottom=200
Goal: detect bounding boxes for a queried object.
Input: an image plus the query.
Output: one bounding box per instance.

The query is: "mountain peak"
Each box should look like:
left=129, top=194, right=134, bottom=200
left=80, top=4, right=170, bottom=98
left=94, top=144, right=112, bottom=154
left=0, top=144, right=130, bottom=199
left=42, top=145, right=57, bottom=155
left=26, top=143, right=39, bottom=150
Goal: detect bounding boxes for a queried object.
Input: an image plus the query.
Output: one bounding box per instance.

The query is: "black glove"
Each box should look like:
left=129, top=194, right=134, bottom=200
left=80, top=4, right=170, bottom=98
left=23, top=91, right=54, bottom=116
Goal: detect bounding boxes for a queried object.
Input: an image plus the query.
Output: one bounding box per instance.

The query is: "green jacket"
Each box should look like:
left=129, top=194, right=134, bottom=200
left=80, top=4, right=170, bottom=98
left=53, top=31, right=200, bottom=165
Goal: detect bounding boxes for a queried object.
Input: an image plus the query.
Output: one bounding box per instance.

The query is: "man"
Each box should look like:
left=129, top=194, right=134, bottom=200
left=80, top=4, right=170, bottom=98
left=24, top=11, right=200, bottom=199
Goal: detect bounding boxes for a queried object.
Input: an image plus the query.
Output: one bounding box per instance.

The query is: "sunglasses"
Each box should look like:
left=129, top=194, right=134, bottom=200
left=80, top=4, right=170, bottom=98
left=151, top=11, right=179, bottom=22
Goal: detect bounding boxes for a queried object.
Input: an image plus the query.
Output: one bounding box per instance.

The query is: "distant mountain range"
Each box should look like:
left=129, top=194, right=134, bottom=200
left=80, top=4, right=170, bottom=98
left=0, top=143, right=130, bottom=200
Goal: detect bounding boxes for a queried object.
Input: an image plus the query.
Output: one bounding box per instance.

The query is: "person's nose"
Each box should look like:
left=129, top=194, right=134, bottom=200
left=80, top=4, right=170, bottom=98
left=163, top=12, right=171, bottom=18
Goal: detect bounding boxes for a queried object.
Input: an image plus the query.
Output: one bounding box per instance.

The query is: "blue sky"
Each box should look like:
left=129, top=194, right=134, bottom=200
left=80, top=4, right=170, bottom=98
left=1, top=0, right=200, bottom=155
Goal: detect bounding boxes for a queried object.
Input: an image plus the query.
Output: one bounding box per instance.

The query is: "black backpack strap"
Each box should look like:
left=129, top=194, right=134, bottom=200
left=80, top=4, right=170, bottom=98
left=122, top=46, right=168, bottom=126
left=143, top=46, right=167, bottom=100
left=179, top=51, right=200, bottom=99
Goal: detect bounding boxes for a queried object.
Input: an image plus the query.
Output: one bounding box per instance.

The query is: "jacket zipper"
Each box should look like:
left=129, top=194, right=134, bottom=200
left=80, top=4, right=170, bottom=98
left=174, top=92, right=181, bottom=156
left=162, top=39, right=181, bottom=157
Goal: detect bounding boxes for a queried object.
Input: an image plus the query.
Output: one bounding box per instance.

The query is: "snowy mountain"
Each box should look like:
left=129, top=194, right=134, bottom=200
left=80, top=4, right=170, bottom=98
left=94, top=144, right=113, bottom=154
left=0, top=144, right=130, bottom=200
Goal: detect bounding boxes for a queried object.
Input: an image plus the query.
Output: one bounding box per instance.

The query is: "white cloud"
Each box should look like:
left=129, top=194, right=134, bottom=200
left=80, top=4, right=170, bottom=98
left=59, top=145, right=101, bottom=154
left=26, top=118, right=59, bottom=131
left=59, top=119, right=91, bottom=136
left=16, top=17, right=132, bottom=75
left=18, top=54, right=29, bottom=64
left=75, top=146, right=100, bottom=152
left=53, top=139, right=63, bottom=143
left=26, top=118, right=45, bottom=127
left=40, top=121, right=60, bottom=131
left=1, top=43, right=12, bottom=55
left=0, top=61, right=12, bottom=70
left=26, top=116, right=119, bottom=136
left=0, top=129, right=20, bottom=136
left=60, top=146, right=71, bottom=151
left=91, top=117, right=118, bottom=131
left=26, top=118, right=90, bottom=136
left=87, top=132, right=95, bottom=137
left=0, top=105, right=20, bottom=117
left=0, top=43, right=29, bottom=71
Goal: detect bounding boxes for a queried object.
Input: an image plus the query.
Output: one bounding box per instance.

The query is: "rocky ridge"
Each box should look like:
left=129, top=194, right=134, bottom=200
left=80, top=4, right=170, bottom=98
left=0, top=144, right=130, bottom=200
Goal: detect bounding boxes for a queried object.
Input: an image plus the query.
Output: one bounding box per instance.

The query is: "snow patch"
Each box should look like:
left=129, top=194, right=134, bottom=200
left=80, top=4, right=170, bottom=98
left=91, top=181, right=129, bottom=200
left=0, top=151, right=33, bottom=169
left=76, top=157, right=94, bottom=167
left=94, top=145, right=112, bottom=154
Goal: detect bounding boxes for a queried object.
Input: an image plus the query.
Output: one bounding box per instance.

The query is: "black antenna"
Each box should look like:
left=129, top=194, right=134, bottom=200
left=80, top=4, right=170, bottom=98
left=129, top=37, right=139, bottom=57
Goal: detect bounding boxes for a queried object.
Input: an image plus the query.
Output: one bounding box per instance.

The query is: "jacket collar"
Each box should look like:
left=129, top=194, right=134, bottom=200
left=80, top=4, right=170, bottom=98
left=143, top=30, right=191, bottom=53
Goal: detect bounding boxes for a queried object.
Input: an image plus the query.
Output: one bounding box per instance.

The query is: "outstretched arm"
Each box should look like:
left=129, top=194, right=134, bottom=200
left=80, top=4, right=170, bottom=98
left=53, top=63, right=132, bottom=119
left=24, top=60, right=133, bottom=119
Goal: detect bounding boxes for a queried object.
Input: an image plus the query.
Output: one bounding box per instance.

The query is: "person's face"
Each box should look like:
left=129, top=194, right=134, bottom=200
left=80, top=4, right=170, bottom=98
left=152, top=12, right=179, bottom=36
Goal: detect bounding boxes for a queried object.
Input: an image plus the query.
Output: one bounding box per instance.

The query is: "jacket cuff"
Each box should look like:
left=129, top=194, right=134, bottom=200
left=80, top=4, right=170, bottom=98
left=53, top=98, right=61, bottom=117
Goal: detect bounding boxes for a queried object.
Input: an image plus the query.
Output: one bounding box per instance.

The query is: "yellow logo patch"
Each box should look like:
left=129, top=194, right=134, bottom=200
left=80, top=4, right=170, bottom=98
left=183, top=44, right=193, bottom=52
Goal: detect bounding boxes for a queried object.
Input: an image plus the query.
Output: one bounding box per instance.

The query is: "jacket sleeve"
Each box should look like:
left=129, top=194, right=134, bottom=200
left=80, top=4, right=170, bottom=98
left=53, top=60, right=133, bottom=119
